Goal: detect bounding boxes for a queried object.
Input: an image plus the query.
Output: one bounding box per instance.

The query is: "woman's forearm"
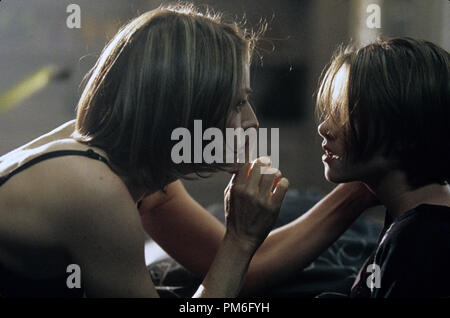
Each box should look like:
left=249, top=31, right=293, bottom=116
left=192, top=161, right=289, bottom=297
left=243, top=182, right=376, bottom=294
left=193, top=232, right=256, bottom=298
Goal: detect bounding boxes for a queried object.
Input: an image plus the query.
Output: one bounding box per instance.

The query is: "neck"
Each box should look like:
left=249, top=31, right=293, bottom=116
left=128, top=183, right=151, bottom=203
left=364, top=170, right=450, bottom=220
left=119, top=175, right=156, bottom=204
left=121, top=174, right=179, bottom=204
left=74, top=141, right=163, bottom=204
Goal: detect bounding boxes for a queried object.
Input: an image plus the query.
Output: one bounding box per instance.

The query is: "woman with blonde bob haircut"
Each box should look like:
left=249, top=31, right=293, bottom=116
left=0, top=4, right=291, bottom=298
left=74, top=5, right=258, bottom=192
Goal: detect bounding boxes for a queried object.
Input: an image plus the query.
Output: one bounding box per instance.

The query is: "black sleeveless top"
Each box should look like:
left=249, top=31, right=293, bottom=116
left=0, top=149, right=111, bottom=298
left=350, top=204, right=450, bottom=298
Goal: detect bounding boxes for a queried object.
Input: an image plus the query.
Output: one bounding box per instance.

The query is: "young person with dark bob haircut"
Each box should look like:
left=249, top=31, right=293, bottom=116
left=0, top=4, right=378, bottom=297
left=317, top=37, right=450, bottom=298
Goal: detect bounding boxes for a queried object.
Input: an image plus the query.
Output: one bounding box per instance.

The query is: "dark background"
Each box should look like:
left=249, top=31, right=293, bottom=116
left=0, top=0, right=448, bottom=217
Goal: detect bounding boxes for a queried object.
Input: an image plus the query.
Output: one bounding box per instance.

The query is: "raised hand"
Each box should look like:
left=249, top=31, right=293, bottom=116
left=224, top=157, right=290, bottom=250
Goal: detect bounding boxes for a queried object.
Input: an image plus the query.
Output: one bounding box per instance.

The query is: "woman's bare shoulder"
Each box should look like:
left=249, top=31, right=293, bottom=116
left=41, top=154, right=144, bottom=243
left=48, top=153, right=132, bottom=208
left=0, top=150, right=140, bottom=260
left=1, top=120, right=76, bottom=159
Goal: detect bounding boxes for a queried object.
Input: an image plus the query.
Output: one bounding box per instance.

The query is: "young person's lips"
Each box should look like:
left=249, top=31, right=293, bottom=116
left=322, top=144, right=341, bottom=162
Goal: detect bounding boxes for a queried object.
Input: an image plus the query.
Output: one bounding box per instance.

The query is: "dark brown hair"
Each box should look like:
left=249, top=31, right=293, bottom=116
left=73, top=4, right=260, bottom=190
left=316, top=37, right=449, bottom=188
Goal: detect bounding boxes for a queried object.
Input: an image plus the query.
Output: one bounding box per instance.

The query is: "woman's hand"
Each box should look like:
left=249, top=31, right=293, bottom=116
left=224, top=157, right=290, bottom=251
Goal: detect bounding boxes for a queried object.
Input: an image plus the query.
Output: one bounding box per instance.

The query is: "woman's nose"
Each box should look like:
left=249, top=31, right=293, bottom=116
left=244, top=104, right=259, bottom=130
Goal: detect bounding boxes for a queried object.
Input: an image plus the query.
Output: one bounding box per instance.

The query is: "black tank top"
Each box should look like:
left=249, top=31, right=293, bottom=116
left=350, top=204, right=450, bottom=298
left=0, top=148, right=111, bottom=298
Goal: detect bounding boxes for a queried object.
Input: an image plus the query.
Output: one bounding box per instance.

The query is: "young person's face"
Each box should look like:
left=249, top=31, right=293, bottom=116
left=317, top=66, right=391, bottom=184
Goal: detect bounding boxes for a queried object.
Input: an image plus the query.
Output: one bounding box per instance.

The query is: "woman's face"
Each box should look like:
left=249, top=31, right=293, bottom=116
left=226, top=62, right=259, bottom=168
left=317, top=66, right=391, bottom=184
left=227, top=63, right=259, bottom=130
left=177, top=63, right=258, bottom=176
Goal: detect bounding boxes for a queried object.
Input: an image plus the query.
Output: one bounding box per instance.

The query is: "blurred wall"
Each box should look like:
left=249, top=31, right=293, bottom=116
left=0, top=0, right=448, bottom=207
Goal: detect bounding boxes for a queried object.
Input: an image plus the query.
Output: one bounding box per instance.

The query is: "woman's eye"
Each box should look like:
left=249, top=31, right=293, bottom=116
left=236, top=100, right=247, bottom=111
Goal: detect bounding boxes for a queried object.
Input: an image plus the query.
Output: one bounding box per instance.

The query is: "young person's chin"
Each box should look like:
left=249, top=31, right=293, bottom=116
left=324, top=167, right=352, bottom=184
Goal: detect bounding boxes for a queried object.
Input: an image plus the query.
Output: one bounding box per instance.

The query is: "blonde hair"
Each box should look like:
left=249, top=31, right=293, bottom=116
left=74, top=4, right=261, bottom=190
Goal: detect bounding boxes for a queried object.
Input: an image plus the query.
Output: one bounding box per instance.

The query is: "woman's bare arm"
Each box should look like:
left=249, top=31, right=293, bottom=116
left=140, top=179, right=376, bottom=294
left=60, top=157, right=287, bottom=297
left=243, top=182, right=376, bottom=293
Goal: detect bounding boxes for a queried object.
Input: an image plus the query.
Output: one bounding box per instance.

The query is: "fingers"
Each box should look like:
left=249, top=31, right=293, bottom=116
left=272, top=177, right=289, bottom=204
left=225, top=174, right=236, bottom=193
left=235, top=162, right=252, bottom=185
left=259, top=168, right=281, bottom=196
left=223, top=157, right=289, bottom=247
left=229, top=157, right=286, bottom=200
left=247, top=157, right=271, bottom=189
